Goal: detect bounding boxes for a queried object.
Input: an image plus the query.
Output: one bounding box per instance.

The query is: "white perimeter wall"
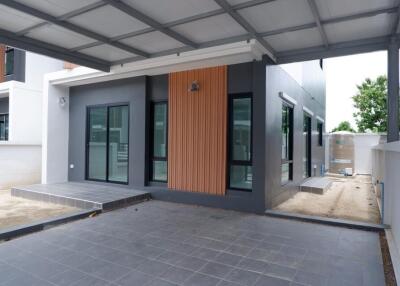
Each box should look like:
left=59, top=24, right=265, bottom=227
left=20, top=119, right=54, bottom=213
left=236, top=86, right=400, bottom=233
left=354, top=134, right=382, bottom=175
left=0, top=143, right=41, bottom=189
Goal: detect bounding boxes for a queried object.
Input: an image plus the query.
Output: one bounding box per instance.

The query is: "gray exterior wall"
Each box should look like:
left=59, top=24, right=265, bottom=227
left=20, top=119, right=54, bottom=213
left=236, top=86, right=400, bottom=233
left=4, top=49, right=25, bottom=83
left=265, top=61, right=326, bottom=208
left=68, top=77, right=147, bottom=188
left=66, top=60, right=325, bottom=213
left=0, top=97, right=9, bottom=114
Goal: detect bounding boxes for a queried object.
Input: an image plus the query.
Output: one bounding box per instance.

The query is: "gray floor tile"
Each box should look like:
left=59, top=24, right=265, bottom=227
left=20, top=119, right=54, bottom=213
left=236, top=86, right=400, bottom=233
left=115, top=270, right=153, bottom=286
left=78, top=257, right=131, bottom=282
left=0, top=272, right=54, bottom=286
left=156, top=250, right=187, bottom=264
left=293, top=271, right=328, bottom=286
left=199, top=262, right=234, bottom=278
left=135, top=259, right=171, bottom=276
left=213, top=253, right=243, bottom=267
left=160, top=266, right=194, bottom=284
left=254, top=275, right=291, bottom=286
left=175, top=256, right=208, bottom=271
left=183, top=273, right=221, bottom=286
left=225, top=268, right=261, bottom=286
left=236, top=258, right=268, bottom=274
left=145, top=278, right=179, bottom=286
left=47, top=269, right=91, bottom=286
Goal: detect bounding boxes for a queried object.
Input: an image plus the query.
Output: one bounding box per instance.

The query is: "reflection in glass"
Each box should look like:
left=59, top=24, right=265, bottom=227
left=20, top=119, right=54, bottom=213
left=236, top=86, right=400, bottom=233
left=108, top=106, right=129, bottom=183
left=153, top=161, right=167, bottom=182
left=232, top=98, right=251, bottom=161
left=230, top=165, right=252, bottom=190
left=88, top=107, right=107, bottom=181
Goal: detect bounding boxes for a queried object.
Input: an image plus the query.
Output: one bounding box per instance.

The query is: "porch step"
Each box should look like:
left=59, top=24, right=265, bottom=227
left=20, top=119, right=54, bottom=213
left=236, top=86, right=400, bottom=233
left=11, top=182, right=151, bottom=211
left=300, top=177, right=332, bottom=194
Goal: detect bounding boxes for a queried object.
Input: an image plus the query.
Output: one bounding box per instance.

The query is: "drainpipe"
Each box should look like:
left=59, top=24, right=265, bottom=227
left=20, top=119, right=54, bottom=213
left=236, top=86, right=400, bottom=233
left=379, top=181, right=385, bottom=224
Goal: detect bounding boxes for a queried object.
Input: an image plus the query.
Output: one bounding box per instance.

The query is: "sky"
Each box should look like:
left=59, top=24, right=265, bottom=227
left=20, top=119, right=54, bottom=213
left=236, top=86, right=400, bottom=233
left=324, top=51, right=387, bottom=132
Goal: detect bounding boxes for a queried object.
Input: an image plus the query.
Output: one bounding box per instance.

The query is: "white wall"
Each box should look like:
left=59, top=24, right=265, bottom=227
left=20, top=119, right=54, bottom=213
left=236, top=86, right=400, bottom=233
left=42, top=80, right=69, bottom=184
left=0, top=143, right=41, bottom=189
left=354, top=134, right=382, bottom=175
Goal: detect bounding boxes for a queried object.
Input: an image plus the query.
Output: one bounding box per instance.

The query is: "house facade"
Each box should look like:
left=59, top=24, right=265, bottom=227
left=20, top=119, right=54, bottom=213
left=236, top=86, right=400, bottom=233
left=42, top=44, right=325, bottom=213
left=0, top=45, right=63, bottom=189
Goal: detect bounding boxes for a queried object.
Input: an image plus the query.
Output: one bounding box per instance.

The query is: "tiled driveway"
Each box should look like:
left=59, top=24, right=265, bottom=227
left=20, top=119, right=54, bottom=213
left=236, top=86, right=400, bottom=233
left=0, top=201, right=385, bottom=286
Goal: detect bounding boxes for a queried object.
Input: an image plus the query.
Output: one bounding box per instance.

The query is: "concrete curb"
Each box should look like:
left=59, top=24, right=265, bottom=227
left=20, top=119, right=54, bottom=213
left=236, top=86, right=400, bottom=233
left=265, top=209, right=388, bottom=231
left=0, top=208, right=101, bottom=241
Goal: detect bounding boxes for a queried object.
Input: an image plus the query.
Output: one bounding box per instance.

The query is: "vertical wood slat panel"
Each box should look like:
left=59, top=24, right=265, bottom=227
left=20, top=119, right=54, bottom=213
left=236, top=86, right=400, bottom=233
left=168, top=66, right=227, bottom=195
left=0, top=45, right=5, bottom=83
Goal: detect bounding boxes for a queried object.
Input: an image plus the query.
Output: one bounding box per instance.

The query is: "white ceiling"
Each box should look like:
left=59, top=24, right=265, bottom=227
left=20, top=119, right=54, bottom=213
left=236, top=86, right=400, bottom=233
left=0, top=0, right=398, bottom=69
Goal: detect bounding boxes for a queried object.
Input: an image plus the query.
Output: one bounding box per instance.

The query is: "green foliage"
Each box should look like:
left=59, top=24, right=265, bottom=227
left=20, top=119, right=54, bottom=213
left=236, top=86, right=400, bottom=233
left=331, top=121, right=356, bottom=133
left=352, top=76, right=387, bottom=133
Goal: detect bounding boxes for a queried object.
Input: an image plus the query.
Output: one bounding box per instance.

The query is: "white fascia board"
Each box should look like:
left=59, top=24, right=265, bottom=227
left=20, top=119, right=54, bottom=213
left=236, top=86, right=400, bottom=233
left=303, top=106, right=314, bottom=117
left=279, top=92, right=297, bottom=106
left=316, top=115, right=325, bottom=123
left=48, top=40, right=264, bottom=87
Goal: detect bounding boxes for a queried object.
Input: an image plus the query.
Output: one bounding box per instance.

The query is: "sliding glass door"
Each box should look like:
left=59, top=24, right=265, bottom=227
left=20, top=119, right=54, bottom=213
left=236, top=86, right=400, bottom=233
left=87, top=105, right=129, bottom=184
left=0, top=114, right=8, bottom=141
left=303, top=114, right=312, bottom=178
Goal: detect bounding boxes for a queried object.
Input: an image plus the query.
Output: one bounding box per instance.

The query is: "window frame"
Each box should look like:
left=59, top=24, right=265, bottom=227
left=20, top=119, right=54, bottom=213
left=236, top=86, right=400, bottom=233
left=303, top=113, right=312, bottom=178
left=227, top=92, right=253, bottom=192
left=85, top=103, right=130, bottom=185
left=149, top=101, right=168, bottom=183
left=281, top=102, right=294, bottom=185
left=0, top=113, right=9, bottom=141
left=317, top=121, right=323, bottom=146
left=4, top=47, right=14, bottom=76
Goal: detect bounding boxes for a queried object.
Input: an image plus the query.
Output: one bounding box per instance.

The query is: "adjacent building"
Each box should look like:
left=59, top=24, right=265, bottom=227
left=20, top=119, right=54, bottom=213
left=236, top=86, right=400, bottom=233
left=0, top=45, right=63, bottom=189
left=42, top=42, right=325, bottom=213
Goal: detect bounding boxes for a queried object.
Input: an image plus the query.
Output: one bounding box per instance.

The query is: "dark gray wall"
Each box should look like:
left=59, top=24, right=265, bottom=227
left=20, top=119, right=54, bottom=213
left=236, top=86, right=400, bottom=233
left=0, top=97, right=9, bottom=114
left=265, top=61, right=326, bottom=208
left=147, top=62, right=267, bottom=214
left=5, top=49, right=25, bottom=83
left=68, top=77, right=147, bottom=188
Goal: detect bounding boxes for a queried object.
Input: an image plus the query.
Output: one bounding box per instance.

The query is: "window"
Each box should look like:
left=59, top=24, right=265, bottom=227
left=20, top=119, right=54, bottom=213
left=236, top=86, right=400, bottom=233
left=86, top=105, right=129, bottom=184
left=0, top=114, right=8, bottom=141
left=281, top=104, right=293, bottom=184
left=228, top=93, right=252, bottom=191
left=5, top=47, right=14, bottom=76
left=317, top=122, right=323, bottom=146
left=303, top=114, right=312, bottom=178
left=150, top=102, right=168, bottom=182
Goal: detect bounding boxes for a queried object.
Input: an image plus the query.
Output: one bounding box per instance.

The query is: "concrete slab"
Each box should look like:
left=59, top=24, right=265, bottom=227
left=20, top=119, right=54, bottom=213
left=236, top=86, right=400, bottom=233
left=11, top=182, right=150, bottom=210
left=300, top=177, right=332, bottom=194
left=0, top=201, right=385, bottom=286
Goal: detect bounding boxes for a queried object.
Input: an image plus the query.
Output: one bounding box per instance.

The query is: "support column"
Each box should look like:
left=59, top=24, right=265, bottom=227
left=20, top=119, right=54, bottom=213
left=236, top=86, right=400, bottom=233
left=387, top=38, right=399, bottom=142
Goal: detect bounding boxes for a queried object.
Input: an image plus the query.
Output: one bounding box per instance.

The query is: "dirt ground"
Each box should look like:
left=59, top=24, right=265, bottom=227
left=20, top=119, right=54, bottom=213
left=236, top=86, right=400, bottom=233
left=0, top=189, right=78, bottom=230
left=275, top=175, right=381, bottom=224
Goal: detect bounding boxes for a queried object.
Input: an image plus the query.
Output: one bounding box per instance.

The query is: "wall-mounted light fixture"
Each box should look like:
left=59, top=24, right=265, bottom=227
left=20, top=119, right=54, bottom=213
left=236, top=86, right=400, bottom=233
left=59, top=96, right=67, bottom=107
left=189, top=80, right=200, bottom=92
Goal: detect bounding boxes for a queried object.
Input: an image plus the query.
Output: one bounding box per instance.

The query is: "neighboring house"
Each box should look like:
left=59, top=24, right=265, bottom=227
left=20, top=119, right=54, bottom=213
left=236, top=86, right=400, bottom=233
left=42, top=43, right=325, bottom=213
left=0, top=45, right=63, bottom=189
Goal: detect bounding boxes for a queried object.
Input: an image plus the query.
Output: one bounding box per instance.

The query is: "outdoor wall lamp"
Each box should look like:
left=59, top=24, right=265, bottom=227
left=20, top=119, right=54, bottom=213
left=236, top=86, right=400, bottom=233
left=189, top=81, right=200, bottom=92
left=59, top=96, right=67, bottom=107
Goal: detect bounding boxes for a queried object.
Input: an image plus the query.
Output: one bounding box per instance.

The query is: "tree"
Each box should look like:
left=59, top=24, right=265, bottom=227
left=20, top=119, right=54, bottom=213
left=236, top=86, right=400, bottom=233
left=352, top=76, right=387, bottom=133
left=331, top=121, right=356, bottom=133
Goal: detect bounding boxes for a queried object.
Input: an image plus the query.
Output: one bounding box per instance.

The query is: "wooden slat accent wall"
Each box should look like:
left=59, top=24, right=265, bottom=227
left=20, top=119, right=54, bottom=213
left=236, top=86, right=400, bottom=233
left=0, top=45, right=5, bottom=83
left=168, top=66, right=227, bottom=195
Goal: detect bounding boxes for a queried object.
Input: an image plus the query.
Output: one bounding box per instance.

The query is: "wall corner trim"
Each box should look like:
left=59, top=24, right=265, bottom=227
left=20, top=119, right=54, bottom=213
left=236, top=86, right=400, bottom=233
left=303, top=106, right=314, bottom=117
left=279, top=91, right=297, bottom=106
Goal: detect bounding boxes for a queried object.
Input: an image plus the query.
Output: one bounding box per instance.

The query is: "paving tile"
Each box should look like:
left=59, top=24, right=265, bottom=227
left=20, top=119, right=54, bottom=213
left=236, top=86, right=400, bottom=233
left=183, top=273, right=221, bottom=286
left=225, top=268, right=261, bottom=286
left=224, top=244, right=252, bottom=256
left=78, top=257, right=131, bottom=282
left=47, top=269, right=91, bottom=286
left=145, top=278, right=179, bottom=286
left=293, top=271, right=328, bottom=286
left=213, top=253, right=243, bottom=267
left=135, top=259, right=171, bottom=276
left=236, top=258, right=269, bottom=274
left=199, top=262, right=234, bottom=278
left=0, top=262, right=26, bottom=284
left=264, top=264, right=296, bottom=281
left=156, top=250, right=187, bottom=264
left=254, top=275, right=291, bottom=286
left=175, top=256, right=208, bottom=271
left=115, top=269, right=153, bottom=286
left=191, top=248, right=221, bottom=260
left=0, top=271, right=55, bottom=286
left=160, top=266, right=194, bottom=284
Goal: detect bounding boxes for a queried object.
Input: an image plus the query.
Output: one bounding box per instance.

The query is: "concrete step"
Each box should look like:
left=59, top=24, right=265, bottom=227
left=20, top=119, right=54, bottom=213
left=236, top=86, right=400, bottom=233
left=300, top=177, right=332, bottom=195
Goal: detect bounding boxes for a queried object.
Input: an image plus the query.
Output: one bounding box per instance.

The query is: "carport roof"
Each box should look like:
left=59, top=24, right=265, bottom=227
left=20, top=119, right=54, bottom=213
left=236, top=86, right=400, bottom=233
left=0, top=0, right=398, bottom=72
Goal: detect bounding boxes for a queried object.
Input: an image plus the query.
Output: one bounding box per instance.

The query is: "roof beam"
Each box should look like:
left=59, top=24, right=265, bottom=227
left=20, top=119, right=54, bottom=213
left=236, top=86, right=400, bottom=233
left=16, top=1, right=108, bottom=36
left=276, top=35, right=393, bottom=64
left=306, top=0, right=329, bottom=47
left=391, top=1, right=400, bottom=35
left=0, top=27, right=110, bottom=72
left=0, top=0, right=149, bottom=58
left=103, top=0, right=198, bottom=48
left=213, top=0, right=275, bottom=57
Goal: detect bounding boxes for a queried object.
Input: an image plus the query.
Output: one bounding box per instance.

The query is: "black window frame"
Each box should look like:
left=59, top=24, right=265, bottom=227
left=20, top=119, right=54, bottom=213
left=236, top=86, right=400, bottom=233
left=4, top=47, right=14, bottom=76
left=0, top=113, right=9, bottom=141
left=303, top=113, right=312, bottom=178
left=281, top=102, right=294, bottom=185
left=85, top=103, right=130, bottom=185
left=317, top=121, right=323, bottom=146
left=149, top=101, right=168, bottom=183
left=227, top=92, right=253, bottom=192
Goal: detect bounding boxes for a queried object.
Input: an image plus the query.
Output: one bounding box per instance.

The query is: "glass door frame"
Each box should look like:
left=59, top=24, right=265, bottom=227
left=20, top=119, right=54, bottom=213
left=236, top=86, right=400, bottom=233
left=85, top=103, right=130, bottom=185
left=303, top=113, right=312, bottom=178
